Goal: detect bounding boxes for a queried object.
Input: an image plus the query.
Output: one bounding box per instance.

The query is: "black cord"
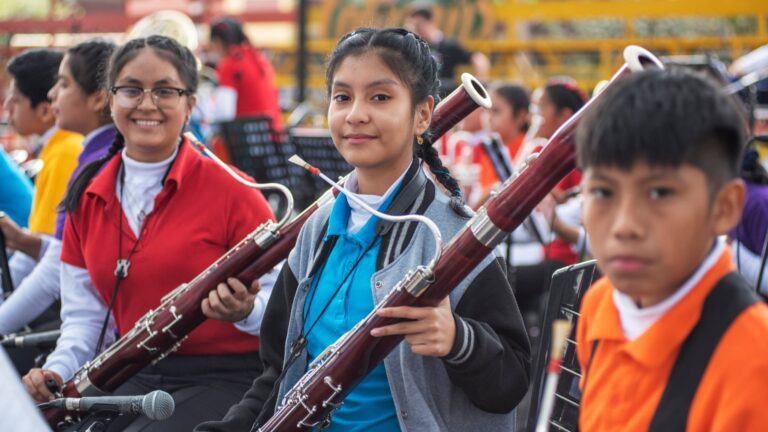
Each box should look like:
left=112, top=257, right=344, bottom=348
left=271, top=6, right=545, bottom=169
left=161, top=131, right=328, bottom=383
left=93, top=149, right=178, bottom=356
left=0, top=220, right=13, bottom=298
left=251, top=236, right=378, bottom=430
left=755, top=225, right=768, bottom=294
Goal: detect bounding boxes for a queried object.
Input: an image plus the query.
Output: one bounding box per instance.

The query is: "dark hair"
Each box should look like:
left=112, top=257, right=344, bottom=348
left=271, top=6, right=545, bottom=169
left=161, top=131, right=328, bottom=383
left=67, top=39, right=117, bottom=95
left=62, top=35, right=198, bottom=212
left=577, top=68, right=746, bottom=194
left=6, top=49, right=63, bottom=107
left=326, top=27, right=465, bottom=206
left=66, top=39, right=118, bottom=123
left=409, top=6, right=433, bottom=21
left=543, top=81, right=585, bottom=116
left=210, top=17, right=249, bottom=48
left=493, top=84, right=530, bottom=115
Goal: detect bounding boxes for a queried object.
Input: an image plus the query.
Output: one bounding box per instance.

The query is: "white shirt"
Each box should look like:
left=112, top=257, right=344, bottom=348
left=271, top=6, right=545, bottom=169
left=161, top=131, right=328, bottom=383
left=343, top=165, right=409, bottom=234
left=612, top=237, right=726, bottom=341
left=116, top=147, right=178, bottom=236
left=0, top=348, right=51, bottom=431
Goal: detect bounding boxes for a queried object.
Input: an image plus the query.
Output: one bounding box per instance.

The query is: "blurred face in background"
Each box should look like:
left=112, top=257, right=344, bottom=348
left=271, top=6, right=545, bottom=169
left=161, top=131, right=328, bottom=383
left=536, top=92, right=572, bottom=140
left=48, top=54, right=107, bottom=136
left=3, top=80, right=54, bottom=137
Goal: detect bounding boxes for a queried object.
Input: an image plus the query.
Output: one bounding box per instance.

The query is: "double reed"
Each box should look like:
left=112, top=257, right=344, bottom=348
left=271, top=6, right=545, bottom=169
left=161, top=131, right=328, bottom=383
left=43, top=73, right=492, bottom=428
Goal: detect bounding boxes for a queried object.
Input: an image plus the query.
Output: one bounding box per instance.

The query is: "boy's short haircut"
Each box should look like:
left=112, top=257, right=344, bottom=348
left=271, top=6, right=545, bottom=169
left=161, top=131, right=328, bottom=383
left=576, top=68, right=746, bottom=193
left=6, top=49, right=64, bottom=108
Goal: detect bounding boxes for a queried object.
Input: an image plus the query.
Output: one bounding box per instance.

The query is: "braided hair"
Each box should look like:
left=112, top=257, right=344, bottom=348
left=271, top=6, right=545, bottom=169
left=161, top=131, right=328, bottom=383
left=62, top=35, right=198, bottom=212
left=66, top=39, right=117, bottom=125
left=326, top=27, right=466, bottom=211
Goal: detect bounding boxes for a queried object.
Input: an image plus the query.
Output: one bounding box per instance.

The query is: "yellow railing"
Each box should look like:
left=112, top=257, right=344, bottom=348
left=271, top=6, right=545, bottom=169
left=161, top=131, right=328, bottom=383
left=272, top=0, right=768, bottom=95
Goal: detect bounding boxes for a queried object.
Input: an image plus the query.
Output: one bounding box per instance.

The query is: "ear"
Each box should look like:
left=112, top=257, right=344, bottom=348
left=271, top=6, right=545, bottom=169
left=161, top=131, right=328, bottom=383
left=36, top=101, right=55, bottom=125
left=186, top=94, right=197, bottom=119
left=710, top=178, right=746, bottom=235
left=414, top=95, right=435, bottom=136
left=88, top=89, right=109, bottom=115
left=557, top=107, right=574, bottom=124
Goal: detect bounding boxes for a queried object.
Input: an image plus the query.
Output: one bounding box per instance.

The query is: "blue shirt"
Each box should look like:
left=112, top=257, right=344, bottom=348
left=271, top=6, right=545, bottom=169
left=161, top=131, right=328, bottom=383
left=303, top=188, right=400, bottom=432
left=0, top=149, right=33, bottom=228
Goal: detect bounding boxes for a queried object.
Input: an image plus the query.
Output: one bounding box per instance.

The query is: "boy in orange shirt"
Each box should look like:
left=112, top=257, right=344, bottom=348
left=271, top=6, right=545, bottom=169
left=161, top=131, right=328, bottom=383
left=575, top=68, right=768, bottom=431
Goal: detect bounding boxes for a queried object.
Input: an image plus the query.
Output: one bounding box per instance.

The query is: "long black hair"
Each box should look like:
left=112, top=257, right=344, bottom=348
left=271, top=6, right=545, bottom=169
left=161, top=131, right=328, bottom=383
left=326, top=27, right=464, bottom=204
left=62, top=35, right=198, bottom=212
left=66, top=39, right=117, bottom=124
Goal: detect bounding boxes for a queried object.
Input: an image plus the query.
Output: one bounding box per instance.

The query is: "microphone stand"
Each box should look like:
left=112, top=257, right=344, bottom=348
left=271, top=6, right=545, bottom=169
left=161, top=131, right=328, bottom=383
left=62, top=411, right=119, bottom=432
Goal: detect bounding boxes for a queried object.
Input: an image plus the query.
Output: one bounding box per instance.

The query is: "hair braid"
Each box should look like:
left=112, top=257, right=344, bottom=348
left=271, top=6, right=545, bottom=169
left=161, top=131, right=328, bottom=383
left=62, top=132, right=125, bottom=212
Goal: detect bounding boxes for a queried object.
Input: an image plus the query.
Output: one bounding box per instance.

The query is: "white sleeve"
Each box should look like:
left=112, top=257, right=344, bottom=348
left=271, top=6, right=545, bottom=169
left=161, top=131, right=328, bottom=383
left=0, top=239, right=63, bottom=335
left=733, top=241, right=768, bottom=295
left=44, top=263, right=116, bottom=381
left=8, top=252, right=36, bottom=290
left=234, top=261, right=283, bottom=336
left=212, top=86, right=238, bottom=123
left=0, top=348, right=51, bottom=431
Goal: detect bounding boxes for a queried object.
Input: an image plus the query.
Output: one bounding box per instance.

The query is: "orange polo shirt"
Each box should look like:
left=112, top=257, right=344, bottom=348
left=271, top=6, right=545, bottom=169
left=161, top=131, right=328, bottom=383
left=577, top=247, right=768, bottom=431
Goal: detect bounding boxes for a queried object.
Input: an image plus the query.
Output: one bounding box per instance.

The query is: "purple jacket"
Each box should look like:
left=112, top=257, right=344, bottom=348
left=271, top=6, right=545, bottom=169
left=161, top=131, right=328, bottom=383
left=731, top=181, right=768, bottom=255
left=54, top=125, right=117, bottom=239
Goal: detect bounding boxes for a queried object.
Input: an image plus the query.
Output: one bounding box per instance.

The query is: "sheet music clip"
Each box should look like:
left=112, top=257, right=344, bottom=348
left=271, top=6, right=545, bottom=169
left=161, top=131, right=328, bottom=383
left=115, top=259, right=131, bottom=279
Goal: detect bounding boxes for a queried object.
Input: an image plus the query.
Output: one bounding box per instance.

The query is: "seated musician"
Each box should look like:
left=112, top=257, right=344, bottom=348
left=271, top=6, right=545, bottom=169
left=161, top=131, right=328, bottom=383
left=197, top=28, right=531, bottom=432
left=21, top=35, right=278, bottom=431
left=575, top=69, right=768, bottom=430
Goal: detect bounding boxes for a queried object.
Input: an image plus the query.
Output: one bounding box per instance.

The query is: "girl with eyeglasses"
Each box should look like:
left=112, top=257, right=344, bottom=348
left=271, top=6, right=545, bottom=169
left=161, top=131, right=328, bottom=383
left=198, top=27, right=530, bottom=432
left=22, top=35, right=277, bottom=431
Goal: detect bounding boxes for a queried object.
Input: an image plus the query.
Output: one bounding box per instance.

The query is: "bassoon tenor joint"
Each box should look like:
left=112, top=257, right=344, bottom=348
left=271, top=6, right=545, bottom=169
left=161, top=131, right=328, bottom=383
left=469, top=207, right=510, bottom=248
left=400, top=265, right=434, bottom=297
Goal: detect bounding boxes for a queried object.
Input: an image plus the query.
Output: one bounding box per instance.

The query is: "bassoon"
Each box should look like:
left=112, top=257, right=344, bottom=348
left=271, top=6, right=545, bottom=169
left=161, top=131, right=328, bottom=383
left=42, top=73, right=492, bottom=428
left=257, top=46, right=664, bottom=431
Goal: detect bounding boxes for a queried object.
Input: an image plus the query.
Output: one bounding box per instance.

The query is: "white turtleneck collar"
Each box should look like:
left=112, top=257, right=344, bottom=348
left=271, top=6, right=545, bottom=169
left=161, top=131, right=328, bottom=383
left=612, top=237, right=726, bottom=341
left=343, top=164, right=410, bottom=234
left=116, top=145, right=179, bottom=236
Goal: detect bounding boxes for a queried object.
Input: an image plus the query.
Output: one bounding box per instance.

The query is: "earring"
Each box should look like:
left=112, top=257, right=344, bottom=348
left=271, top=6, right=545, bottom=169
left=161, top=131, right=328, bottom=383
left=416, top=135, right=424, bottom=146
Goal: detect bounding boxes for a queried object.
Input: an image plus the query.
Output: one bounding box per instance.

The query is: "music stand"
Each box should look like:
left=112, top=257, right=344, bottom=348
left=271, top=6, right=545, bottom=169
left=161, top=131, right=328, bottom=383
left=289, top=127, right=352, bottom=208
left=527, top=260, right=600, bottom=432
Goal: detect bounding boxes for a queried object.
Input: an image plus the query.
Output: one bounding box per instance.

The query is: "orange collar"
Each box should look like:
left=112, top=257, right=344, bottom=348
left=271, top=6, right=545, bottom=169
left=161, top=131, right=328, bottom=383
left=586, top=248, right=736, bottom=367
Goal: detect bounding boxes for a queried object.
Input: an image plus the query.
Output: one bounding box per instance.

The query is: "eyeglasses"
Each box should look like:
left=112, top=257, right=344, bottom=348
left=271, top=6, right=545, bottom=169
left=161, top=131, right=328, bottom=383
left=110, top=86, right=190, bottom=109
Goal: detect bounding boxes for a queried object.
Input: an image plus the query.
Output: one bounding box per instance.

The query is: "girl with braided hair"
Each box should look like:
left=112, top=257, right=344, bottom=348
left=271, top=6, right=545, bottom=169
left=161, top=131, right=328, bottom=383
left=198, top=27, right=530, bottom=432
left=22, top=35, right=277, bottom=430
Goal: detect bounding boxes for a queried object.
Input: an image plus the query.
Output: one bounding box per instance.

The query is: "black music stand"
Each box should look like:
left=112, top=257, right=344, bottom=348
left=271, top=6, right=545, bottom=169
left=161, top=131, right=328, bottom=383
left=219, top=116, right=299, bottom=215
left=289, top=127, right=352, bottom=208
left=527, top=260, right=600, bottom=432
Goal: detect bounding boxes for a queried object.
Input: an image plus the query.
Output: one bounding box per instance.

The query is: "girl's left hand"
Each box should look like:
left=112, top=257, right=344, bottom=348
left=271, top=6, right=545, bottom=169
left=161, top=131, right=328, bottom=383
left=202, top=277, right=259, bottom=322
left=371, top=297, right=455, bottom=357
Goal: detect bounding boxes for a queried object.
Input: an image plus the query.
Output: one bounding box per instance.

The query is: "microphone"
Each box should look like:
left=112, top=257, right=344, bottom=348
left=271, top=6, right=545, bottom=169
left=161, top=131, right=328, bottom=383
left=39, top=390, right=175, bottom=421
left=1, top=329, right=61, bottom=349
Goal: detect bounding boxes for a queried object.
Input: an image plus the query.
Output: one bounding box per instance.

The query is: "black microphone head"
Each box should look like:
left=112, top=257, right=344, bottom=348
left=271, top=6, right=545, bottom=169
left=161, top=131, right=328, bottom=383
left=141, top=390, right=175, bottom=421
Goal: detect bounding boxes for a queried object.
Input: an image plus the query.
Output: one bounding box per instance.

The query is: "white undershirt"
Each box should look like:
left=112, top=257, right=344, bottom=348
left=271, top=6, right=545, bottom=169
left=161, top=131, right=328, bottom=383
left=612, top=237, right=726, bottom=341
left=116, top=146, right=178, bottom=236
left=343, top=166, right=409, bottom=234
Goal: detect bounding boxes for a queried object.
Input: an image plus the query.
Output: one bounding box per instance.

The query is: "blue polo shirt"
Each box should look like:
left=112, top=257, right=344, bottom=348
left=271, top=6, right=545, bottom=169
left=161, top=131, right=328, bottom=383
left=303, top=187, right=400, bottom=431
left=0, top=149, right=33, bottom=228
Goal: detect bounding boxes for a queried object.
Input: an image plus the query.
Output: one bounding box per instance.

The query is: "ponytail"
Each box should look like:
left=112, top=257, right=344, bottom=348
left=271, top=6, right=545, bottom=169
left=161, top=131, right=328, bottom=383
left=62, top=132, right=125, bottom=212
left=416, top=134, right=472, bottom=216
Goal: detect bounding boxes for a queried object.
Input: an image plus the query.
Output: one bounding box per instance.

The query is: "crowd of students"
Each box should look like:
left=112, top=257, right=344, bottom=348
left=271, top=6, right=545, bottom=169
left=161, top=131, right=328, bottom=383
left=1, top=13, right=768, bottom=432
